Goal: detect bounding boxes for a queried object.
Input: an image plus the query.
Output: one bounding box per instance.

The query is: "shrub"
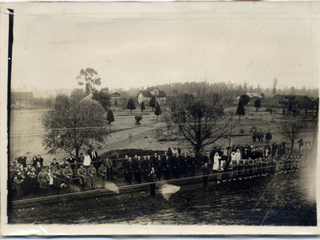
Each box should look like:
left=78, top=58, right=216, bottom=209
left=135, top=115, right=142, bottom=125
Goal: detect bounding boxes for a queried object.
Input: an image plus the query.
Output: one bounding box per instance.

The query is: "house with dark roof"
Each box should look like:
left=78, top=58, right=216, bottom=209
left=11, top=92, right=33, bottom=107
left=137, top=87, right=167, bottom=105
left=272, top=94, right=315, bottom=114
left=110, top=91, right=129, bottom=106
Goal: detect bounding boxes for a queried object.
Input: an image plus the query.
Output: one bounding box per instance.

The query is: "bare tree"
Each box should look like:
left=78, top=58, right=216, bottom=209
left=279, top=119, right=306, bottom=154
left=168, top=83, right=230, bottom=154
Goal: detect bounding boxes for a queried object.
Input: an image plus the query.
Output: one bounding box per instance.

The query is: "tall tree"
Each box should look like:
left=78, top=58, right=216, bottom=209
left=106, top=109, right=114, bottom=124
left=279, top=119, right=305, bottom=154
left=272, top=78, right=278, bottom=95
left=42, top=90, right=108, bottom=161
left=149, top=96, right=156, bottom=111
left=92, top=89, right=111, bottom=112
left=236, top=100, right=245, bottom=121
left=168, top=86, right=230, bottom=154
left=140, top=101, right=145, bottom=112
left=154, top=102, right=162, bottom=121
left=76, top=68, right=101, bottom=95
left=127, top=98, right=136, bottom=114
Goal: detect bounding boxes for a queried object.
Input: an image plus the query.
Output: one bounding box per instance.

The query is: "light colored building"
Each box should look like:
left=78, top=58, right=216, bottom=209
left=11, top=92, right=33, bottom=107
left=137, top=87, right=167, bottom=105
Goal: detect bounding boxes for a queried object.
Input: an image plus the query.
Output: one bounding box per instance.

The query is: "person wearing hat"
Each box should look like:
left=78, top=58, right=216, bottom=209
left=252, top=129, right=258, bottom=142
left=51, top=158, right=59, bottom=167
left=258, top=129, right=264, bottom=143
left=63, top=163, right=73, bottom=193
left=162, top=155, right=171, bottom=180
left=13, top=175, right=24, bottom=198
left=148, top=167, right=157, bottom=197
left=105, top=157, right=113, bottom=180
left=154, top=155, right=162, bottom=180
left=60, top=158, right=68, bottom=169
left=18, top=155, right=27, bottom=168
left=147, top=155, right=153, bottom=173
left=67, top=156, right=76, bottom=171
left=87, top=163, right=97, bottom=189
left=134, top=156, right=142, bottom=184
left=188, top=152, right=196, bottom=177
left=28, top=167, right=38, bottom=195
left=98, top=162, right=107, bottom=184
left=77, top=164, right=87, bottom=191
left=142, top=156, right=148, bottom=181
left=151, top=153, right=158, bottom=169
left=52, top=165, right=62, bottom=194
left=37, top=167, right=49, bottom=196
left=79, top=153, right=84, bottom=165
left=35, top=161, right=42, bottom=175
left=242, top=148, right=248, bottom=160
left=123, top=155, right=129, bottom=182
left=37, top=155, right=44, bottom=167
left=265, top=131, right=272, bottom=144
left=126, top=157, right=133, bottom=184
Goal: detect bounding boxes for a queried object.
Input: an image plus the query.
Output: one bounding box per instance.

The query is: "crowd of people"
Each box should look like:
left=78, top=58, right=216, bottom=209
left=9, top=141, right=310, bottom=199
left=9, top=149, right=102, bottom=198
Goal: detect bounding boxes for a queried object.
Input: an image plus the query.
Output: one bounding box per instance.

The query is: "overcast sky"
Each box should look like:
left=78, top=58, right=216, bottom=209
left=2, top=2, right=320, bottom=91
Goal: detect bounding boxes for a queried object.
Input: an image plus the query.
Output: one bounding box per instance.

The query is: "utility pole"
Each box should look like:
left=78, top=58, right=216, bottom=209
left=7, top=8, right=14, bottom=221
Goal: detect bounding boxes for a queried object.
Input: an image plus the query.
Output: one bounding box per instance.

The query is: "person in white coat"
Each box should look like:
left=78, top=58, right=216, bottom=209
left=212, top=152, right=221, bottom=171
left=235, top=149, right=242, bottom=163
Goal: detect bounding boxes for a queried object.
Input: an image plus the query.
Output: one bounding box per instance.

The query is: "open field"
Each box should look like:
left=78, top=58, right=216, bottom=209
left=10, top=105, right=316, bottom=165
left=10, top=107, right=166, bottom=163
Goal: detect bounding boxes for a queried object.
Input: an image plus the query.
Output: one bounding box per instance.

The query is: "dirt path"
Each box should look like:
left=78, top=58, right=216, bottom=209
left=97, top=122, right=167, bottom=154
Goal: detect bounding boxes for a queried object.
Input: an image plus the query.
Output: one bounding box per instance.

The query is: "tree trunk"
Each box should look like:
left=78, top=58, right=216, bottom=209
left=75, top=146, right=80, bottom=161
left=239, top=115, right=241, bottom=121
left=291, top=139, right=294, bottom=155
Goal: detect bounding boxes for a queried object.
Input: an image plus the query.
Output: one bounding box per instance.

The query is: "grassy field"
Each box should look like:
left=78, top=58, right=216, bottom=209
left=9, top=105, right=316, bottom=165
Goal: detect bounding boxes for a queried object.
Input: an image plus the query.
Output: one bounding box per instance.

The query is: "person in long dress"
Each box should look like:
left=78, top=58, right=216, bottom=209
left=235, top=149, right=241, bottom=164
left=212, top=152, right=221, bottom=171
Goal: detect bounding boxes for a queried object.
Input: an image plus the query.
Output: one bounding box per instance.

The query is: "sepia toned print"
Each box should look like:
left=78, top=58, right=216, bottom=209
left=1, top=1, right=319, bottom=235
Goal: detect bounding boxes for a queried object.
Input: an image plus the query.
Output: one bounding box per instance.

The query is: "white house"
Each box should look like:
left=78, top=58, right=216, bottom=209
left=137, top=87, right=167, bottom=105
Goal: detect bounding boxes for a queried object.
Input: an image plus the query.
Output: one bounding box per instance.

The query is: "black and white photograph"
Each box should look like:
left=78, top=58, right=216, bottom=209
left=1, top=1, right=319, bottom=235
